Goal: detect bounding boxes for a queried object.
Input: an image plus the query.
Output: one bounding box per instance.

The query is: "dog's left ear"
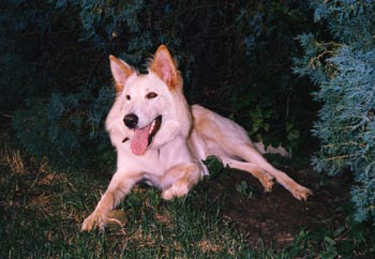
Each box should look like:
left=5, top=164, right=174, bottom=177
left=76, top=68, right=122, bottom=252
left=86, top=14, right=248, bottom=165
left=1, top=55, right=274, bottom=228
left=149, top=45, right=182, bottom=90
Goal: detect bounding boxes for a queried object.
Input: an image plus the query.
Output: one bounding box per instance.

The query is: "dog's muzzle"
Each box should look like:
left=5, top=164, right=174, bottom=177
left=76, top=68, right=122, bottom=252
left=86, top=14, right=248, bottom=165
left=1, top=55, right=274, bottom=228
left=124, top=114, right=163, bottom=155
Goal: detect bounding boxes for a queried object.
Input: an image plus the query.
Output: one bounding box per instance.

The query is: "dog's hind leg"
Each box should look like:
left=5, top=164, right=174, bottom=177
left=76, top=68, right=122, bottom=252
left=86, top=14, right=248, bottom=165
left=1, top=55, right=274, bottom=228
left=192, top=105, right=311, bottom=200
left=220, top=156, right=275, bottom=192
left=230, top=143, right=312, bottom=200
left=81, top=171, right=142, bottom=231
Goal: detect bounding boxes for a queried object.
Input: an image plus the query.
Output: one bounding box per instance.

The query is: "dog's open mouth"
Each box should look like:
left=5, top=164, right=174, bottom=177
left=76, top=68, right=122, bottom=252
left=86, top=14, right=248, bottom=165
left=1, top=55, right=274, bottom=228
left=130, top=115, right=162, bottom=155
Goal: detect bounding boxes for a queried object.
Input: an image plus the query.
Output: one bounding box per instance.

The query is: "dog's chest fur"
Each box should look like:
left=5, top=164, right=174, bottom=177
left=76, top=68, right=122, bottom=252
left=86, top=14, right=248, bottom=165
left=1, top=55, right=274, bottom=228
left=115, top=134, right=196, bottom=188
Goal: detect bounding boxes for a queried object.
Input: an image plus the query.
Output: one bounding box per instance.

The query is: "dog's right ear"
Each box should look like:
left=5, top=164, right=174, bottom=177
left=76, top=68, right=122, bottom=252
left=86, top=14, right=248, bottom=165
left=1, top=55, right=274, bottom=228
left=109, top=55, right=134, bottom=93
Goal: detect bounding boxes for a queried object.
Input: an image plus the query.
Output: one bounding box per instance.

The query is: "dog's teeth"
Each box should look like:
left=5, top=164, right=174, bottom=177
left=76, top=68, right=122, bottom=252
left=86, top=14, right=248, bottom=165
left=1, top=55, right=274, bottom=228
left=149, top=120, right=156, bottom=134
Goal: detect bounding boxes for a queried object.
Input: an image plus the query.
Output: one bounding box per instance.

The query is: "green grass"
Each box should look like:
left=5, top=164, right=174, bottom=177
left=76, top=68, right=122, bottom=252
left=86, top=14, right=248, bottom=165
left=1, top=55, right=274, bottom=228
left=1, top=133, right=373, bottom=258
left=0, top=138, right=274, bottom=258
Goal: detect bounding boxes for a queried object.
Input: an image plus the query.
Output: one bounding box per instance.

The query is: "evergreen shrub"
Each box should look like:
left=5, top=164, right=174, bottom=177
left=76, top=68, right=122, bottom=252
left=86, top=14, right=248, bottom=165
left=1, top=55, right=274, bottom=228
left=2, top=1, right=314, bottom=168
left=294, top=0, right=375, bottom=221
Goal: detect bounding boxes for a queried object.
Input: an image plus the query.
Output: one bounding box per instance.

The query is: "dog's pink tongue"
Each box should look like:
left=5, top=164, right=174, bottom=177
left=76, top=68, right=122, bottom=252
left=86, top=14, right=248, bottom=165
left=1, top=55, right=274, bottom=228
left=131, top=125, right=151, bottom=155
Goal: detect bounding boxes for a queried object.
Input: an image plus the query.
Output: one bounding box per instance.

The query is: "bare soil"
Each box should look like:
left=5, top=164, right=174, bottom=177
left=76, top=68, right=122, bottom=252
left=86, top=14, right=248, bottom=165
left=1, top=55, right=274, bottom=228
left=203, top=166, right=352, bottom=249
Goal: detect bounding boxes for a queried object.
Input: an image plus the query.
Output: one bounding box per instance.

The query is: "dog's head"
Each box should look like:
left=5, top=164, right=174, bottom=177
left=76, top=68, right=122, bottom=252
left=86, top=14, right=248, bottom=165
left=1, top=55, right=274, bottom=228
left=108, top=45, right=187, bottom=155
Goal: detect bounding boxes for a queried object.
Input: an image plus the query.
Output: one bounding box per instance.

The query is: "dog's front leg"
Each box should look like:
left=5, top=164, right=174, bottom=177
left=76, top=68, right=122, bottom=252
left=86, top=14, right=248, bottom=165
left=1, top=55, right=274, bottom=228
left=161, top=163, right=201, bottom=200
left=81, top=171, right=141, bottom=231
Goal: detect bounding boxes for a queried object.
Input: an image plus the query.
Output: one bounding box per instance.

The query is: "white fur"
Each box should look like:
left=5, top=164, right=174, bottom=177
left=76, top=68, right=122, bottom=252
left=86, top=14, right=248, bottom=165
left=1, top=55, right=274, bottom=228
left=82, top=46, right=312, bottom=231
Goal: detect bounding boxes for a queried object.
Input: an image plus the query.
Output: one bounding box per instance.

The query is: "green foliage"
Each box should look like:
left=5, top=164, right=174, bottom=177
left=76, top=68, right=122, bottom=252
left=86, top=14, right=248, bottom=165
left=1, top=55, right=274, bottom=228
left=223, top=0, right=315, bottom=151
left=12, top=85, right=114, bottom=167
left=203, top=155, right=225, bottom=179
left=283, top=212, right=375, bottom=259
left=235, top=180, right=261, bottom=199
left=0, top=0, right=317, bottom=168
left=294, top=0, right=375, bottom=221
left=0, top=1, right=47, bottom=113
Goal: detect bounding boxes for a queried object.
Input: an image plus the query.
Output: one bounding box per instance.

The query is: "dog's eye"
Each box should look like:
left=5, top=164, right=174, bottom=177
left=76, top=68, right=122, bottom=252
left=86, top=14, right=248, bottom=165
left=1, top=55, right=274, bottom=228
left=126, top=95, right=131, bottom=101
left=146, top=92, right=158, bottom=99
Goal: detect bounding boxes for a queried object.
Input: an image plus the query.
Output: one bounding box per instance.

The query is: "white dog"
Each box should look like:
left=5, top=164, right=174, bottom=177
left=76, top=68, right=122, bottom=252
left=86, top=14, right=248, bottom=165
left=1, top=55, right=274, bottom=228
left=82, top=45, right=312, bottom=231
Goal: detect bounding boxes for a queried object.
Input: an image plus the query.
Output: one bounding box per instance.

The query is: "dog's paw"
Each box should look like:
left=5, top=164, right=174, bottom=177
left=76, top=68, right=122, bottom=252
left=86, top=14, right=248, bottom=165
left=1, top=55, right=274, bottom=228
left=260, top=173, right=275, bottom=192
left=162, top=184, right=189, bottom=200
left=81, top=212, right=107, bottom=231
left=292, top=185, right=313, bottom=201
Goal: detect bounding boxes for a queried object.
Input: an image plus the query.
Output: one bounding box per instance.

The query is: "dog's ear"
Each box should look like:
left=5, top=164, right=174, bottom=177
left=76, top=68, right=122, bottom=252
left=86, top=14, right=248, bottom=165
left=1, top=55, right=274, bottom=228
left=149, top=45, right=182, bottom=90
left=109, top=55, right=135, bottom=92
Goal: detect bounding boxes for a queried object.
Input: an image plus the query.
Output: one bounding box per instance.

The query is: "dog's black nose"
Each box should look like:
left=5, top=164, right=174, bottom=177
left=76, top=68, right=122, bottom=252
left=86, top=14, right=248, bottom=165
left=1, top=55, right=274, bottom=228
left=124, top=113, right=138, bottom=129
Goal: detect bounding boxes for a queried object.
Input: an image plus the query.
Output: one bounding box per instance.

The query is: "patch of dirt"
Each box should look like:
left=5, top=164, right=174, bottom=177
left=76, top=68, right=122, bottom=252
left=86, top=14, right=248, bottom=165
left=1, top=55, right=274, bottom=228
left=204, top=167, right=353, bottom=250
